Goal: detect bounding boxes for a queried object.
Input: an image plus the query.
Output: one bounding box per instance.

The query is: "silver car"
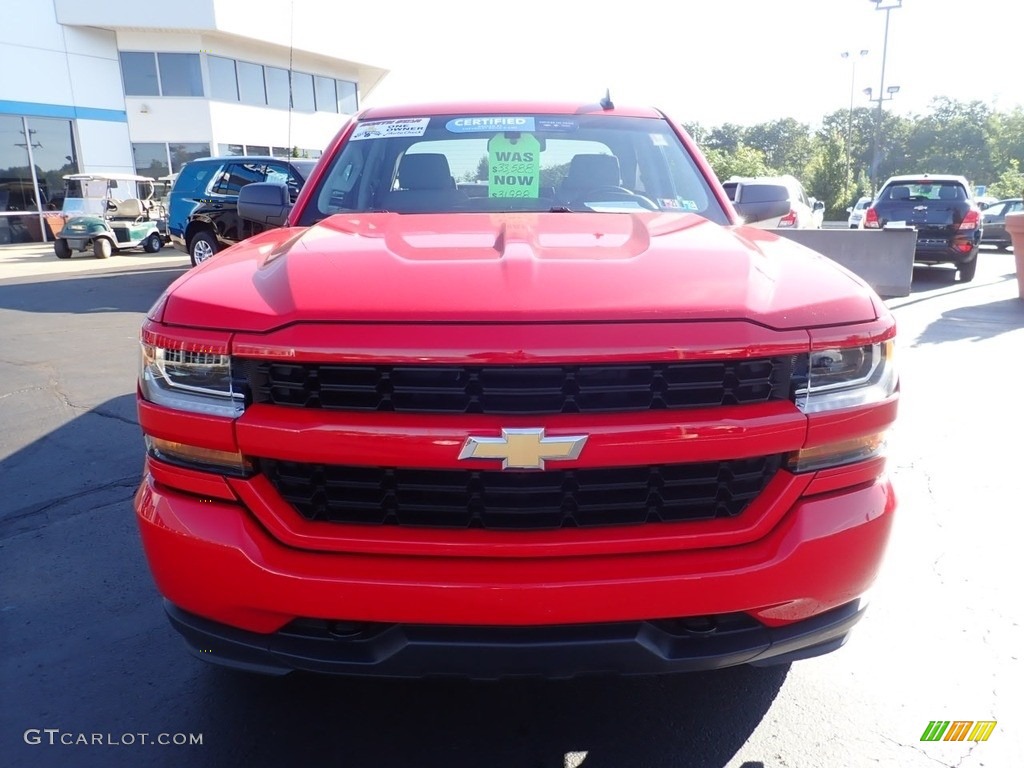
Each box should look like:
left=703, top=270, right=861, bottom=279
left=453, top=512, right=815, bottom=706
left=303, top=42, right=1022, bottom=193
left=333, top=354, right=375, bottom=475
left=846, top=196, right=872, bottom=229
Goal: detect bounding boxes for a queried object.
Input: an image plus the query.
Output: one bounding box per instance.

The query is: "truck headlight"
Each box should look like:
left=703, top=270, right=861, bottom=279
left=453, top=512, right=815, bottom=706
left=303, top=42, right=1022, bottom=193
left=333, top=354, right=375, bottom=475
left=794, top=340, right=897, bottom=413
left=139, top=343, right=245, bottom=418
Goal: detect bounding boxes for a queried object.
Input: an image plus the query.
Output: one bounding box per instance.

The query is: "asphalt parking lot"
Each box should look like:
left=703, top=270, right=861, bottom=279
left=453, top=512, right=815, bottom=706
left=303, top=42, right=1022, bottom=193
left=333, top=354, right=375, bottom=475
left=1, top=241, right=1022, bottom=768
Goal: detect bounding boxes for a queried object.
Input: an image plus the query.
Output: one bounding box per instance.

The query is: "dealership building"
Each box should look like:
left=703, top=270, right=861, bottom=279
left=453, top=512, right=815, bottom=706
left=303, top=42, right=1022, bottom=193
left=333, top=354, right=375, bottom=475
left=1, top=0, right=387, bottom=244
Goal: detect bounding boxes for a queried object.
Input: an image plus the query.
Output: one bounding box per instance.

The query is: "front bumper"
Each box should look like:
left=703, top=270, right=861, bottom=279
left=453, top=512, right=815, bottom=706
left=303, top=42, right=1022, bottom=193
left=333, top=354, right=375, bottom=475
left=135, top=470, right=895, bottom=676
left=165, top=597, right=867, bottom=679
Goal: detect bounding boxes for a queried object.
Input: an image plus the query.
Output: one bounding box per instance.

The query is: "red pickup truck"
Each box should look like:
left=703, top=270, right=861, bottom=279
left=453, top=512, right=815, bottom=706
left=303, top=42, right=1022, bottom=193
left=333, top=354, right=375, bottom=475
left=135, top=100, right=898, bottom=678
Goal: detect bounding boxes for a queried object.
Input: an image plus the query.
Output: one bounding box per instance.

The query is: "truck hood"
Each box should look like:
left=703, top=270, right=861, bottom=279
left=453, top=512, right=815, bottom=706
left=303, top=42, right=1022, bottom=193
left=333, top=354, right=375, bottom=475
left=161, top=212, right=877, bottom=332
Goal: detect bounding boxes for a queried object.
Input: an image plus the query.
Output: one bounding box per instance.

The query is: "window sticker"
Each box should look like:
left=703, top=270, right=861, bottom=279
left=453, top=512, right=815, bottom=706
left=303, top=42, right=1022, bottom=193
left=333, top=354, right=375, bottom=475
left=447, top=117, right=536, bottom=133
left=650, top=134, right=669, bottom=147
left=659, top=198, right=698, bottom=211
left=350, top=118, right=430, bottom=141
left=487, top=133, right=541, bottom=198
left=536, top=118, right=578, bottom=132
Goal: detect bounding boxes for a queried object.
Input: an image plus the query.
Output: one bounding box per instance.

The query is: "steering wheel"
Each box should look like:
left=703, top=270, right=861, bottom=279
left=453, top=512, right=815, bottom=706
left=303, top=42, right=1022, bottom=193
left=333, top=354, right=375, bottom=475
left=572, top=186, right=660, bottom=211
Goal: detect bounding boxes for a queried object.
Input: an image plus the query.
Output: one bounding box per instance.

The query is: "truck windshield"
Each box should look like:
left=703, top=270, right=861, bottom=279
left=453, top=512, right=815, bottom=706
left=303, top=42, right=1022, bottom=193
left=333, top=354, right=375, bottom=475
left=298, top=113, right=728, bottom=225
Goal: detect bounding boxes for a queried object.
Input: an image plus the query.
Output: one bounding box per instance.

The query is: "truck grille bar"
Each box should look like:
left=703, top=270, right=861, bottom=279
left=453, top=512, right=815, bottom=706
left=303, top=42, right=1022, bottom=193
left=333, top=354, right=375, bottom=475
left=243, top=357, right=795, bottom=414
left=260, top=455, right=783, bottom=530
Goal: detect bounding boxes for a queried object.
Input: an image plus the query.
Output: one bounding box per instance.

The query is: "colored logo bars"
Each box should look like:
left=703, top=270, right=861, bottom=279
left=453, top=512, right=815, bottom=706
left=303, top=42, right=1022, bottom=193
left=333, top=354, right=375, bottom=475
left=920, top=721, right=997, bottom=742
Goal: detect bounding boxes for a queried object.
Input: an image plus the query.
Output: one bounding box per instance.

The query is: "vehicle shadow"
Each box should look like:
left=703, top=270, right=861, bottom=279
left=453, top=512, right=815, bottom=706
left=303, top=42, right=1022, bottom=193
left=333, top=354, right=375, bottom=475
left=913, top=295, right=1024, bottom=346
left=188, top=661, right=790, bottom=768
left=909, top=264, right=958, bottom=291
left=0, top=265, right=187, bottom=315
left=0, top=394, right=142, bottom=539
left=885, top=264, right=1017, bottom=313
left=2, top=397, right=790, bottom=768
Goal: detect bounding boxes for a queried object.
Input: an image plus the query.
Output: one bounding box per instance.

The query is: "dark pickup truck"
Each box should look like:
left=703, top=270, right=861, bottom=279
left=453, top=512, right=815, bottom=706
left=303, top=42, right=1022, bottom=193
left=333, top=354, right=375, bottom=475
left=864, top=174, right=982, bottom=282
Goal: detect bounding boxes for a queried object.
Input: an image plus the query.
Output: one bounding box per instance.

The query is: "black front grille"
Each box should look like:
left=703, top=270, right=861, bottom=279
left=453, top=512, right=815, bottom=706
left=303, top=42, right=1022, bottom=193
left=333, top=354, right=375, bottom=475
left=260, top=455, right=783, bottom=530
left=242, top=357, right=795, bottom=414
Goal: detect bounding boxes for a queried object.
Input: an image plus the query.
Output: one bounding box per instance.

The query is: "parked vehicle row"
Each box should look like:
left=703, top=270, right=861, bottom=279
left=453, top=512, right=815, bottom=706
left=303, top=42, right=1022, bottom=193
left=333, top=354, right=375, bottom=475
left=165, top=156, right=317, bottom=266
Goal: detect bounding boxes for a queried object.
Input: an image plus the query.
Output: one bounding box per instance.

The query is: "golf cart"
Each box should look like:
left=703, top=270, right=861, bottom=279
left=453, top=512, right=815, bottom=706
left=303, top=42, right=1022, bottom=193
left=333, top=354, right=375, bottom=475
left=54, top=173, right=168, bottom=259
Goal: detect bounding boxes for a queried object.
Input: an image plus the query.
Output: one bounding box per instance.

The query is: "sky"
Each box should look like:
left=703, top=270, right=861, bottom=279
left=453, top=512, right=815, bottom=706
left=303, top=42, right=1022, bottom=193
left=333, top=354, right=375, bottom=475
left=349, top=0, right=1024, bottom=129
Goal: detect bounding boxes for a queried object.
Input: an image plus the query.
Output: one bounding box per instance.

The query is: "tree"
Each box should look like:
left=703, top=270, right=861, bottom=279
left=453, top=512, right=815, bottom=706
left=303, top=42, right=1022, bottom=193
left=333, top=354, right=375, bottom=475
left=806, top=129, right=849, bottom=217
left=745, top=118, right=814, bottom=179
left=540, top=161, right=571, bottom=191
left=988, top=159, right=1024, bottom=199
left=704, top=123, right=747, bottom=154
left=680, top=121, right=706, bottom=144
left=693, top=98, right=1024, bottom=218
left=905, top=98, right=995, bottom=184
left=703, top=144, right=774, bottom=182
left=461, top=155, right=489, bottom=183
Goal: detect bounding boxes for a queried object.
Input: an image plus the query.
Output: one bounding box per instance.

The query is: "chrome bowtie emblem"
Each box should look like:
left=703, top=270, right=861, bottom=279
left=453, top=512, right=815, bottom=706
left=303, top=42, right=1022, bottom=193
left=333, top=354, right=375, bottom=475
left=458, top=428, right=588, bottom=470
left=913, top=205, right=927, bottom=211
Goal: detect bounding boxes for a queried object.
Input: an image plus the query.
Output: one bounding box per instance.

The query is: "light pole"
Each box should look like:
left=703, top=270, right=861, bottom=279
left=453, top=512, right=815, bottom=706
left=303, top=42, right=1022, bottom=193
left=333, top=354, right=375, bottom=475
left=867, top=0, right=902, bottom=194
left=841, top=49, right=869, bottom=203
left=868, top=83, right=901, bottom=188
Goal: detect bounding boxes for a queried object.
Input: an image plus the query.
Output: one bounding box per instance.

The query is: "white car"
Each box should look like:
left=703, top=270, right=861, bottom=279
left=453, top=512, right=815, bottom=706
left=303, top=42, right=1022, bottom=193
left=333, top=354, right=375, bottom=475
left=846, top=196, right=872, bottom=228
left=723, top=175, right=824, bottom=229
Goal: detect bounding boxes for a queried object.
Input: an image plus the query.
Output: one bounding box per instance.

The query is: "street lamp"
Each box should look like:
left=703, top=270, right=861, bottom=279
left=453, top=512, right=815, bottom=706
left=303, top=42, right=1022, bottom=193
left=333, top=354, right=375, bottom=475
left=867, top=0, right=902, bottom=194
left=864, top=85, right=901, bottom=101
left=841, top=49, right=869, bottom=202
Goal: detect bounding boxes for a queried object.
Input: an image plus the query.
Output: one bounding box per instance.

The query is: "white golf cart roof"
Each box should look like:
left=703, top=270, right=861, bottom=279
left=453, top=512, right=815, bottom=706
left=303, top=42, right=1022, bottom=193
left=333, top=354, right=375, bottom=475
left=63, top=173, right=156, bottom=183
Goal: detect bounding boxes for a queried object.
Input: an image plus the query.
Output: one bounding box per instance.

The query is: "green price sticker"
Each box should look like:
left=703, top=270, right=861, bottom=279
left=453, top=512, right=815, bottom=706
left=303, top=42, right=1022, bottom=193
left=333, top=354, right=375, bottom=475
left=488, top=134, right=541, bottom=198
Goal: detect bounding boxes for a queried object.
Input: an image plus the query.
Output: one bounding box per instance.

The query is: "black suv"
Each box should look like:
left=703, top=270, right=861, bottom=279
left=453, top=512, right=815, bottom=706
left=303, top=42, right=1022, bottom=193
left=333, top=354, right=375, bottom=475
left=864, top=174, right=983, bottom=282
left=167, top=156, right=317, bottom=266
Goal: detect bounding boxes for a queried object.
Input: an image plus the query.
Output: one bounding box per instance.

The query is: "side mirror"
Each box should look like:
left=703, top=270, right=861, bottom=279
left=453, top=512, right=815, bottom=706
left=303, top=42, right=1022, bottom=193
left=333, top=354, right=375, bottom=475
left=238, top=182, right=291, bottom=227
left=813, top=200, right=825, bottom=212
left=846, top=207, right=853, bottom=214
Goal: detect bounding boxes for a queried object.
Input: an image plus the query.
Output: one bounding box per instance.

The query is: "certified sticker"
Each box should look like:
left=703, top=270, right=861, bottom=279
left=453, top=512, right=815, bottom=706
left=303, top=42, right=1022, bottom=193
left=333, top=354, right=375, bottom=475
left=447, top=116, right=536, bottom=133
left=351, top=118, right=430, bottom=140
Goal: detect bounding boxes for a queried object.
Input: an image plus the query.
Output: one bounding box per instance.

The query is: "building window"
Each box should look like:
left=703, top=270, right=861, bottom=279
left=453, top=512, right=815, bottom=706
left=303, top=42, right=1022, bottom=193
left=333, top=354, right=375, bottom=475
left=337, top=80, right=358, bottom=113
left=247, top=145, right=270, bottom=157
left=291, top=72, right=315, bottom=112
left=217, top=144, right=245, bottom=156
left=169, top=143, right=210, bottom=171
left=157, top=53, right=204, bottom=97
left=208, top=56, right=238, bottom=101
left=25, top=117, right=79, bottom=211
left=237, top=61, right=267, bottom=106
left=132, top=143, right=170, bottom=179
left=314, top=76, right=337, bottom=113
left=265, top=67, right=290, bottom=110
left=120, top=52, right=159, bottom=96
left=133, top=142, right=210, bottom=177
left=0, top=115, right=78, bottom=243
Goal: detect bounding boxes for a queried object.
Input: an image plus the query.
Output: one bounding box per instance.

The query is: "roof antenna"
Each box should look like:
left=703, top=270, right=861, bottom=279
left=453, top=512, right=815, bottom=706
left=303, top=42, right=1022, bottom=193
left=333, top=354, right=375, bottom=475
left=287, top=0, right=295, bottom=155
left=600, top=88, right=614, bottom=110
